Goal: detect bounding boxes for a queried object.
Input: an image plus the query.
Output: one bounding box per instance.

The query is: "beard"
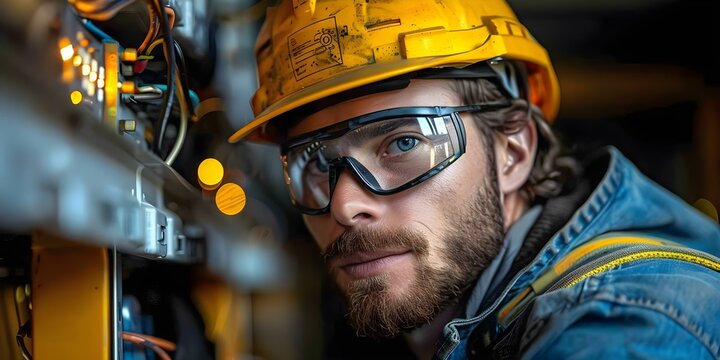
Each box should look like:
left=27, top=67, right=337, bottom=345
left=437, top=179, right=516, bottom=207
left=321, top=171, right=504, bottom=339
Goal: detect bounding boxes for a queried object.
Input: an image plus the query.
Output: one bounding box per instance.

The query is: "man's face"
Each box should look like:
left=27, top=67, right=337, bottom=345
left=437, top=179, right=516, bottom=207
left=287, top=80, right=505, bottom=338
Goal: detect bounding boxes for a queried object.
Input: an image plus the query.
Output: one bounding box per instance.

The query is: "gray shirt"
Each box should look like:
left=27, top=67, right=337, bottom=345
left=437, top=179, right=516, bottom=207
left=464, top=205, right=543, bottom=318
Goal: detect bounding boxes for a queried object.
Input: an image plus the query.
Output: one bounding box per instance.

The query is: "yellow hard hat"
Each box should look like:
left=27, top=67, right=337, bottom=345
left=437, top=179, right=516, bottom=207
left=229, top=0, right=560, bottom=143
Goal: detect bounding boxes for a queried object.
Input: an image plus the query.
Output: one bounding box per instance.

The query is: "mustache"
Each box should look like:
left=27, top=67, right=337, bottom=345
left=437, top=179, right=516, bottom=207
left=322, top=227, right=429, bottom=263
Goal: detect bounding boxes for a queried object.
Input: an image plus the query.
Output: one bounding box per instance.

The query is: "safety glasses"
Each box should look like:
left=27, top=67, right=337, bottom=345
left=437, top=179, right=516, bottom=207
left=280, top=102, right=511, bottom=215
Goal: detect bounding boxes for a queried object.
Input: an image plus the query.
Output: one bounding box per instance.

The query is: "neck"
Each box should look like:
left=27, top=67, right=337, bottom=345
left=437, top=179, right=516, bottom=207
left=404, top=303, right=462, bottom=360
left=502, top=190, right=531, bottom=231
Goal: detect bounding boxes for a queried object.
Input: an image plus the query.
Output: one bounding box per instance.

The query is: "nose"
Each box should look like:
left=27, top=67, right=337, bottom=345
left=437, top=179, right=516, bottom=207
left=329, top=170, right=386, bottom=227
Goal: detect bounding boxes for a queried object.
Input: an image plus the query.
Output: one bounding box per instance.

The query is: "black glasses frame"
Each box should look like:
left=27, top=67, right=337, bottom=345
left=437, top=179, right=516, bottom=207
left=281, top=101, right=512, bottom=215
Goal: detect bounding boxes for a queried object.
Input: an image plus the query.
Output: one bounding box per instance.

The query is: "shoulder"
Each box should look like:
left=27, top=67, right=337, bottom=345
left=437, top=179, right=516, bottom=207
left=519, top=259, right=720, bottom=359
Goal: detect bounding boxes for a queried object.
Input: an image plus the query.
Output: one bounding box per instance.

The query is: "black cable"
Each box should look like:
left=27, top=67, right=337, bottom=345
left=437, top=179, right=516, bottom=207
left=173, top=40, right=194, bottom=115
left=151, top=0, right=176, bottom=156
left=16, top=320, right=32, bottom=360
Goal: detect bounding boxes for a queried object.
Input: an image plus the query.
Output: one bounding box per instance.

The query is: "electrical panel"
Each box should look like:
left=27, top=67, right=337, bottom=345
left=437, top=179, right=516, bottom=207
left=0, top=1, right=288, bottom=359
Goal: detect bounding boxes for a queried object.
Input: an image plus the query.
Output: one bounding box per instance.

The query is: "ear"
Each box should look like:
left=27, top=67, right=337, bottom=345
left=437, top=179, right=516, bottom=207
left=494, top=114, right=538, bottom=196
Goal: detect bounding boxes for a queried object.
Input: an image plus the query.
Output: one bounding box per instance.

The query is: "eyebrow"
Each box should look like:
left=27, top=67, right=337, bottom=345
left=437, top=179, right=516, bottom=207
left=345, top=117, right=418, bottom=144
left=283, top=110, right=433, bottom=153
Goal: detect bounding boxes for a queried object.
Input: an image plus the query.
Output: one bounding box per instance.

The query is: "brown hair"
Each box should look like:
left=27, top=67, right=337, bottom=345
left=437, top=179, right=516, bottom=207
left=448, top=78, right=577, bottom=201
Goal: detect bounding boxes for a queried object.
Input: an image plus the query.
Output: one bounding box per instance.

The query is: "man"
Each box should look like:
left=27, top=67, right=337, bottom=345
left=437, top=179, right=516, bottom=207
left=229, top=0, right=720, bottom=358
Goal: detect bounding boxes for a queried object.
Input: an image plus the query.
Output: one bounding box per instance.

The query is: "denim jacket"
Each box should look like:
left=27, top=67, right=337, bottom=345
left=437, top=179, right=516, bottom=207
left=436, top=147, right=720, bottom=359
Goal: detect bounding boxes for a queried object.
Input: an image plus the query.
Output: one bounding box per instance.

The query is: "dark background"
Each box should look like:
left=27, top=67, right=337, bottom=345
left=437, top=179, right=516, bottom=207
left=509, top=0, right=720, bottom=206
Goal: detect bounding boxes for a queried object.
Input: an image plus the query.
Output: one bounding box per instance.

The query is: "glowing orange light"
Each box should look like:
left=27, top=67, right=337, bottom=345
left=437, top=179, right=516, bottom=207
left=70, top=90, right=83, bottom=105
left=104, top=42, right=118, bottom=127
left=197, top=158, right=224, bottom=190
left=59, top=38, right=74, bottom=62
left=215, top=183, right=246, bottom=216
left=72, top=54, right=82, bottom=67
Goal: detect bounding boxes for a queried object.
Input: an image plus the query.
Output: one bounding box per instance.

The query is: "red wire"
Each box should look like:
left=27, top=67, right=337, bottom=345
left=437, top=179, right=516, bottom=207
left=122, top=332, right=173, bottom=360
left=123, top=331, right=177, bottom=351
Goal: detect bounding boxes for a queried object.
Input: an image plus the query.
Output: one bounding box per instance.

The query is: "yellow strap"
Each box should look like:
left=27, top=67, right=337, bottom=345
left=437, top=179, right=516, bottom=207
left=530, top=235, right=668, bottom=294
left=552, top=236, right=664, bottom=275
left=497, top=233, right=686, bottom=326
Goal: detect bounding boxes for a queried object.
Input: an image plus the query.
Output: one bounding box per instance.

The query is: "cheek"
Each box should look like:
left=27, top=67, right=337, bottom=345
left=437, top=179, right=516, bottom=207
left=409, top=164, right=482, bottom=269
left=391, top=179, right=454, bottom=265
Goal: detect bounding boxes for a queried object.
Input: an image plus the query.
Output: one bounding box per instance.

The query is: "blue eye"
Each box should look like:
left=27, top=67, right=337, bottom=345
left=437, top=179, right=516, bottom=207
left=390, top=137, right=419, bottom=153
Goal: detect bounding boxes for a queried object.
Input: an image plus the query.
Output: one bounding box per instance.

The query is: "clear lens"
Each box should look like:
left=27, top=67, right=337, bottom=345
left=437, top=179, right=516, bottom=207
left=284, top=113, right=462, bottom=211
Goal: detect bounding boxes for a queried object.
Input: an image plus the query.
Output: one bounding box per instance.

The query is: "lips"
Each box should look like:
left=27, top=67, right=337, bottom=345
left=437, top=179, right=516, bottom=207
left=333, top=250, right=413, bottom=280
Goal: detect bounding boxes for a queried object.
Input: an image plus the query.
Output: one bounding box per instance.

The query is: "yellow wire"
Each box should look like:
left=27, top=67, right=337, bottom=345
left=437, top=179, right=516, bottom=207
left=145, top=38, right=165, bottom=56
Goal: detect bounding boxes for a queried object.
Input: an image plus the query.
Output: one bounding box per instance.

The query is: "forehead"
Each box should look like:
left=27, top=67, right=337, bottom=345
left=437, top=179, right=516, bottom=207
left=286, top=79, right=461, bottom=138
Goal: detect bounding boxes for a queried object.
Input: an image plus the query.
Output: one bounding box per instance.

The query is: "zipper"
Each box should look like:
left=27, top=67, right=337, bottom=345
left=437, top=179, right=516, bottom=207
left=497, top=235, right=673, bottom=328
left=437, top=260, right=538, bottom=360
left=500, top=244, right=720, bottom=328
left=546, top=244, right=720, bottom=292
